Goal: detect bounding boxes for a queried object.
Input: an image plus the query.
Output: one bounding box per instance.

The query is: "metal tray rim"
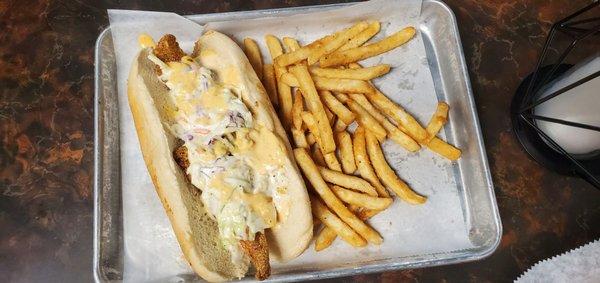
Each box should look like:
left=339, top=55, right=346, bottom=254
left=93, top=1, right=502, bottom=281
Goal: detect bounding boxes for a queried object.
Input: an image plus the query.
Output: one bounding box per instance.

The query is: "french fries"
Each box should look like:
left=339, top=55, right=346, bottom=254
left=310, top=194, right=367, bottom=247
left=294, top=148, right=382, bottom=244
left=338, top=21, right=381, bottom=51
left=345, top=97, right=387, bottom=141
left=312, top=76, right=375, bottom=94
left=320, top=90, right=355, bottom=125
left=262, top=64, right=278, bottom=106
left=291, top=128, right=308, bottom=148
left=310, top=64, right=390, bottom=80
left=292, top=89, right=304, bottom=130
left=315, top=226, right=338, bottom=251
left=332, top=185, right=393, bottom=210
left=252, top=20, right=462, bottom=253
left=320, top=26, right=416, bottom=67
left=349, top=93, right=420, bottom=152
left=353, top=127, right=390, bottom=197
left=363, top=88, right=429, bottom=142
left=307, top=21, right=370, bottom=65
left=291, top=65, right=336, bottom=154
left=426, top=137, right=462, bottom=161
left=280, top=73, right=376, bottom=95
left=365, top=131, right=426, bottom=204
left=318, top=166, right=378, bottom=197
left=335, top=131, right=356, bottom=174
left=425, top=102, right=449, bottom=143
left=265, top=35, right=293, bottom=126
left=323, top=152, right=342, bottom=172
left=243, top=38, right=263, bottom=80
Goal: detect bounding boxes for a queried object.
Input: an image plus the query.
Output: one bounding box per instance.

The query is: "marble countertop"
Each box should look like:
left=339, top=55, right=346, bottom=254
left=1, top=0, right=598, bottom=282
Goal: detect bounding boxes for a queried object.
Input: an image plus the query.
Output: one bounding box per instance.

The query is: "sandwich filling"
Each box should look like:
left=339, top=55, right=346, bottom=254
left=143, top=34, right=286, bottom=272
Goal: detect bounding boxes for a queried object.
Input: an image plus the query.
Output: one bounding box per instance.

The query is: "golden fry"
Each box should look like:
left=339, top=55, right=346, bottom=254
left=333, top=119, right=348, bottom=132
left=306, top=132, right=317, bottom=146
left=349, top=93, right=420, bottom=152
left=318, top=166, right=378, bottom=197
left=311, top=144, right=327, bottom=166
left=243, top=38, right=263, bottom=80
left=292, top=89, right=304, bottom=130
left=365, top=131, right=427, bottom=204
left=280, top=72, right=299, bottom=87
left=353, top=127, right=390, bottom=197
left=364, top=88, right=429, bottom=142
left=291, top=65, right=336, bottom=154
left=291, top=128, right=308, bottom=148
left=320, top=26, right=416, bottom=67
left=315, top=226, right=338, bottom=251
left=426, top=137, right=462, bottom=161
left=331, top=185, right=393, bottom=210
left=310, top=64, right=390, bottom=80
left=283, top=36, right=301, bottom=52
left=295, top=148, right=382, bottom=244
left=262, top=64, right=278, bottom=107
left=313, top=76, right=375, bottom=94
left=425, top=102, right=449, bottom=143
left=307, top=21, right=370, bottom=65
left=346, top=98, right=387, bottom=141
left=265, top=35, right=293, bottom=126
left=323, top=152, right=342, bottom=172
left=310, top=194, right=367, bottom=247
left=338, top=21, right=381, bottom=51
left=320, top=90, right=355, bottom=125
left=335, top=131, right=357, bottom=174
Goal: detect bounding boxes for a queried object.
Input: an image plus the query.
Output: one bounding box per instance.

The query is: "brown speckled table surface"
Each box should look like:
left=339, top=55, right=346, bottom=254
left=1, top=0, right=599, bottom=282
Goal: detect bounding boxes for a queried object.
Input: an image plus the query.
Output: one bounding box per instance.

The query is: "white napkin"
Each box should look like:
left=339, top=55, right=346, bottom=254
left=516, top=239, right=600, bottom=283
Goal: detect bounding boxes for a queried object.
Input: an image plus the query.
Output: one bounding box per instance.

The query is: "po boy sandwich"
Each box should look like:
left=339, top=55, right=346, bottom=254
left=127, top=31, right=313, bottom=281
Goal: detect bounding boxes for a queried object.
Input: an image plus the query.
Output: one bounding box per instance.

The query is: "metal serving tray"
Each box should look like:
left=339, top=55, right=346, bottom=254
left=94, top=1, right=501, bottom=281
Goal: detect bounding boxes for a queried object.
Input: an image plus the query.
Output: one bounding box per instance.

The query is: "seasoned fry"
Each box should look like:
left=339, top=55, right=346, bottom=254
left=324, top=106, right=335, bottom=127
left=291, top=128, right=308, bottom=148
left=353, top=127, right=390, bottom=197
left=365, top=131, right=427, bottom=204
left=426, top=137, right=462, bottom=161
left=313, top=76, right=375, bottom=94
left=302, top=111, right=322, bottom=146
left=292, top=89, right=304, bottom=130
left=243, top=38, right=263, bottom=80
left=295, top=148, right=382, bottom=244
left=424, top=102, right=449, bottom=143
left=318, top=166, right=378, bottom=196
left=275, top=33, right=334, bottom=67
left=280, top=72, right=299, bottom=87
left=323, top=152, right=342, bottom=172
left=331, top=185, right=393, bottom=210
left=316, top=202, right=382, bottom=251
left=320, top=26, right=416, bottom=67
left=310, top=194, right=367, bottom=247
left=333, top=119, right=347, bottom=132
left=338, top=21, right=381, bottom=51
left=262, top=64, right=278, bottom=106
left=306, top=132, right=317, bottom=146
left=307, top=21, right=370, bottom=65
left=280, top=73, right=376, bottom=95
left=346, top=98, right=387, bottom=141
left=349, top=93, right=420, bottom=151
left=265, top=35, right=293, bottom=126
left=315, top=226, right=338, bottom=251
left=335, top=131, right=356, bottom=174
left=364, top=88, right=428, bottom=142
left=320, top=90, right=355, bottom=125
left=310, top=64, right=390, bottom=80
left=283, top=36, right=301, bottom=51
left=311, top=144, right=327, bottom=166
left=291, top=65, right=336, bottom=154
